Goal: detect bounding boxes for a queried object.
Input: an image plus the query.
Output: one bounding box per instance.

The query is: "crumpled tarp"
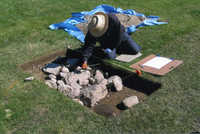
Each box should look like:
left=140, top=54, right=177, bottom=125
left=49, top=4, right=167, bottom=43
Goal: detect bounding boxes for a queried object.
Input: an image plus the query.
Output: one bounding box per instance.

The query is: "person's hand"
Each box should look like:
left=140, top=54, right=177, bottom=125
left=104, top=48, right=116, bottom=59
left=82, top=61, right=88, bottom=69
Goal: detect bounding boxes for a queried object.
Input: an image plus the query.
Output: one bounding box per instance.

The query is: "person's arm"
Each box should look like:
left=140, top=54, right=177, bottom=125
left=104, top=48, right=116, bottom=59
left=108, top=14, right=125, bottom=49
left=82, top=32, right=96, bottom=67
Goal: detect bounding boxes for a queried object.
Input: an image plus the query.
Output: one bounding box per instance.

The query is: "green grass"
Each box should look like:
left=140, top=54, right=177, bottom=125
left=0, top=0, right=200, bottom=133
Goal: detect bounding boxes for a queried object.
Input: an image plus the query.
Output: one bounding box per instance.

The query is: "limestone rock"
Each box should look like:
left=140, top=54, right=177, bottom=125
left=94, top=70, right=104, bottom=83
left=57, top=80, right=66, bottom=91
left=77, top=70, right=91, bottom=86
left=49, top=74, right=57, bottom=80
left=70, top=82, right=81, bottom=97
left=122, top=96, right=139, bottom=108
left=107, top=75, right=123, bottom=91
left=74, top=66, right=82, bottom=73
left=81, top=79, right=108, bottom=107
left=57, top=80, right=80, bottom=98
left=60, top=72, right=68, bottom=78
left=63, top=71, right=90, bottom=86
left=64, top=72, right=78, bottom=85
left=45, top=79, right=57, bottom=89
left=61, top=66, right=69, bottom=73
left=73, top=99, right=84, bottom=106
left=89, top=77, right=95, bottom=85
left=24, top=76, right=34, bottom=81
left=43, top=63, right=62, bottom=75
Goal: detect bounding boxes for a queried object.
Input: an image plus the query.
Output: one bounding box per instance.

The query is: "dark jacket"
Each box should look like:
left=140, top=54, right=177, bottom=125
left=82, top=13, right=126, bottom=61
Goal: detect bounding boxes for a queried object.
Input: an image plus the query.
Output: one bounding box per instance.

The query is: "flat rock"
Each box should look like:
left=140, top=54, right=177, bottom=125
left=24, top=76, right=34, bottom=81
left=122, top=96, right=139, bottom=108
left=43, top=63, right=62, bottom=75
left=107, top=75, right=123, bottom=91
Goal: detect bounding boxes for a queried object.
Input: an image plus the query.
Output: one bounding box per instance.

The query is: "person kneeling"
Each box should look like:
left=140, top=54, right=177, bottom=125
left=81, top=12, right=141, bottom=69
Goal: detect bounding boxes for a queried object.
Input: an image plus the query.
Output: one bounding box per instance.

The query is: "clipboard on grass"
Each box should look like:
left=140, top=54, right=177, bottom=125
left=130, top=54, right=183, bottom=76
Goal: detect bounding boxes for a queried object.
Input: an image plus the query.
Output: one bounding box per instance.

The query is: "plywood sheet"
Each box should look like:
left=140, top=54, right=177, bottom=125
left=130, top=54, right=183, bottom=76
left=115, top=52, right=142, bottom=62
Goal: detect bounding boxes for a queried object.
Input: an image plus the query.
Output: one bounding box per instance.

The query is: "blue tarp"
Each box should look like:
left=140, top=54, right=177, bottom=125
left=49, top=4, right=167, bottom=43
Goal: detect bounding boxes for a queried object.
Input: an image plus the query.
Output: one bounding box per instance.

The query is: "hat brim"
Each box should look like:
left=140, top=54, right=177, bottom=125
left=89, top=12, right=109, bottom=37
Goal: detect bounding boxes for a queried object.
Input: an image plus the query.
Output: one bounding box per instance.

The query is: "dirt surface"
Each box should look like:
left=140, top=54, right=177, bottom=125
left=76, top=13, right=145, bottom=35
left=92, top=86, right=146, bottom=117
left=20, top=50, right=160, bottom=117
left=20, top=50, right=66, bottom=80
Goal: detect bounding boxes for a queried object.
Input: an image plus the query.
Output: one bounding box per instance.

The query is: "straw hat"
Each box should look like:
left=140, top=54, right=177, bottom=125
left=88, top=12, right=109, bottom=37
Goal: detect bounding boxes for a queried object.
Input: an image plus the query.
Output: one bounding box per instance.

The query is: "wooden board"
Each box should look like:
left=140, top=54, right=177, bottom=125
left=130, top=54, right=183, bottom=76
left=115, top=52, right=142, bottom=62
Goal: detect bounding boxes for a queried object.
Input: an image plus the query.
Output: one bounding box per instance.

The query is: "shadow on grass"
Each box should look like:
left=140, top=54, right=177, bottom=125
left=123, top=76, right=161, bottom=96
left=100, top=65, right=162, bottom=96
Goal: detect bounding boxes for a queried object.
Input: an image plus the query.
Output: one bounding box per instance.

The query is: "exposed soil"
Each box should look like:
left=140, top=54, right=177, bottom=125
left=92, top=87, right=146, bottom=117
left=76, top=13, right=145, bottom=35
left=20, top=50, right=66, bottom=80
left=20, top=49, right=161, bottom=117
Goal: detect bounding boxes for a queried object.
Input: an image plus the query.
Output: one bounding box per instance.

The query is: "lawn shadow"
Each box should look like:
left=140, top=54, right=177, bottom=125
left=123, top=75, right=161, bottom=96
left=97, top=63, right=162, bottom=96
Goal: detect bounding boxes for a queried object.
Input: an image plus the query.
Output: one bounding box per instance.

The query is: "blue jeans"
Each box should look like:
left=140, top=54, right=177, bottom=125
left=117, top=32, right=141, bottom=54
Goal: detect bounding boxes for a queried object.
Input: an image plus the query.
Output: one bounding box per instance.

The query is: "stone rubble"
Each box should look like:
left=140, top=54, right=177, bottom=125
left=43, top=64, right=126, bottom=107
left=81, top=79, right=108, bottom=107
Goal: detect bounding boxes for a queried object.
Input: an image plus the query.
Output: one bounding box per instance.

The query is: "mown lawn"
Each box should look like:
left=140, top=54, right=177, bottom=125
left=0, top=0, right=200, bottom=133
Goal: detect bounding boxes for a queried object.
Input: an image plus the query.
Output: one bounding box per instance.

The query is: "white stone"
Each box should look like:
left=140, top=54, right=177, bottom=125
left=73, top=99, right=84, bottom=106
left=64, top=72, right=78, bottom=85
left=60, top=72, right=68, bottom=78
left=24, top=76, right=34, bottom=81
left=45, top=80, right=57, bottom=89
left=49, top=74, right=57, bottom=80
left=57, top=80, right=80, bottom=98
left=94, top=70, right=104, bottom=83
left=81, top=79, right=108, bottom=107
left=89, top=77, right=96, bottom=85
left=107, top=75, right=123, bottom=91
left=61, top=66, right=69, bottom=73
left=77, top=71, right=91, bottom=86
left=43, top=63, right=62, bottom=75
left=122, top=96, right=139, bottom=108
left=75, top=66, right=82, bottom=73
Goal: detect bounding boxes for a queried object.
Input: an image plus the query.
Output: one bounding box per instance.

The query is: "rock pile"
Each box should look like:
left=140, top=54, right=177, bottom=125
left=43, top=63, right=123, bottom=107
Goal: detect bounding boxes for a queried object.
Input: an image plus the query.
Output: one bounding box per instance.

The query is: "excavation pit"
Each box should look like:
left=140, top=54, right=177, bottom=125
left=20, top=49, right=161, bottom=117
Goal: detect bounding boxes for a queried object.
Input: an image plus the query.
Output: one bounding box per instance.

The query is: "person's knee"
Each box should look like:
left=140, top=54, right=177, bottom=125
left=127, top=38, right=141, bottom=54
